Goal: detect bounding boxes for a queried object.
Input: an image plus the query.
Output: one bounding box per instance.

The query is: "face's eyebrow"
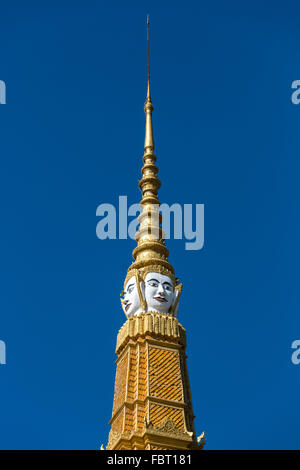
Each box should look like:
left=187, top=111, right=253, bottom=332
left=147, top=278, right=173, bottom=289
left=162, top=282, right=173, bottom=288
left=127, top=283, right=134, bottom=290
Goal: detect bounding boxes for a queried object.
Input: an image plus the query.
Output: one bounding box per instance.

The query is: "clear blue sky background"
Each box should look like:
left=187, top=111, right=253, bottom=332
left=0, top=0, right=299, bottom=450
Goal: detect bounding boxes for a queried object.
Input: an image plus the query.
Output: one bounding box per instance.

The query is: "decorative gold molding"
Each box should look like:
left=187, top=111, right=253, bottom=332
left=170, top=283, right=182, bottom=316
left=197, top=432, right=206, bottom=450
left=107, top=429, right=120, bottom=449
left=116, top=313, right=186, bottom=354
left=147, top=417, right=191, bottom=438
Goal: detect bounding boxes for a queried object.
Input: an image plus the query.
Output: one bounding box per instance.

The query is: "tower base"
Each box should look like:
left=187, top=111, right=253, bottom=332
left=107, top=313, right=204, bottom=450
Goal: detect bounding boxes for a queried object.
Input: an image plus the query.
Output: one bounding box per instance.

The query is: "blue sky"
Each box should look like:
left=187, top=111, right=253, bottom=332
left=0, top=0, right=299, bottom=449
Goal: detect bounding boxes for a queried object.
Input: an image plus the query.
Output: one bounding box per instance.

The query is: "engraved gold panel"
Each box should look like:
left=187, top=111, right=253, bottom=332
left=149, top=346, right=183, bottom=402
left=149, top=403, right=184, bottom=430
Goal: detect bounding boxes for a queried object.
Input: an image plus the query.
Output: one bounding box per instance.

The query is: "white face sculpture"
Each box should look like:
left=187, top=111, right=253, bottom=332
left=122, top=276, right=143, bottom=317
left=144, top=272, right=174, bottom=314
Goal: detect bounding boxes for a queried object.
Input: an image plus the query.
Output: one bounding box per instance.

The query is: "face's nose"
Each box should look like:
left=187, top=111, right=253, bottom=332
left=158, top=284, right=165, bottom=296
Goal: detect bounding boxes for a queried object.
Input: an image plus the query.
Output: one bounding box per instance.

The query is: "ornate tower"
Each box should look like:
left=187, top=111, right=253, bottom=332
left=106, top=19, right=205, bottom=451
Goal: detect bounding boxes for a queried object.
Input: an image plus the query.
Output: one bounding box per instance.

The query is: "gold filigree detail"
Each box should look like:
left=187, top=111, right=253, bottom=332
left=107, top=429, right=120, bottom=449
left=116, top=312, right=186, bottom=354
left=146, top=417, right=192, bottom=441
left=125, top=265, right=177, bottom=290
left=170, top=283, right=182, bottom=316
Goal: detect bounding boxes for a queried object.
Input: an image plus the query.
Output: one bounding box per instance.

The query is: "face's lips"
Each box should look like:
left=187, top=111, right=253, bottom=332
left=154, top=296, right=167, bottom=303
left=125, top=303, right=131, bottom=311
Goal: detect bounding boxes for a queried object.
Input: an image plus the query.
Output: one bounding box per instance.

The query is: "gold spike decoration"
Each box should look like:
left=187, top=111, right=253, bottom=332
left=125, top=15, right=176, bottom=288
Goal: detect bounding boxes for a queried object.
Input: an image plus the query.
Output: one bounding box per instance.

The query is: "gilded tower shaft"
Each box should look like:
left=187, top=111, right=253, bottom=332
left=107, top=314, right=200, bottom=450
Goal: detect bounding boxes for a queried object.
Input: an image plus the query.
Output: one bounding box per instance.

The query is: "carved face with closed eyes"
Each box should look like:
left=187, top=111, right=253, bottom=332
left=144, top=272, right=174, bottom=314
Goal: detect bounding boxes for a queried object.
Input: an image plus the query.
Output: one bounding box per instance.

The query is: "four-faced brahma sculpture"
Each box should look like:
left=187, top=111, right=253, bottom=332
left=121, top=270, right=182, bottom=318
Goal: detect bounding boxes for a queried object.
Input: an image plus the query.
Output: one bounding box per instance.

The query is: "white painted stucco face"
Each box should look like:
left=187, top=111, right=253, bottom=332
left=144, top=272, right=174, bottom=314
left=122, top=276, right=143, bottom=317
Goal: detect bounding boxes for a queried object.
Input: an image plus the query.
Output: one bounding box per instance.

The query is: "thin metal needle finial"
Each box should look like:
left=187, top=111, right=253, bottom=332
left=147, top=15, right=150, bottom=96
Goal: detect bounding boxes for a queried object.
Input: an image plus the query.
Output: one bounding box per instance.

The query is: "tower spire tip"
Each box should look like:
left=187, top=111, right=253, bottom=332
left=146, top=14, right=151, bottom=100
left=144, top=15, right=154, bottom=150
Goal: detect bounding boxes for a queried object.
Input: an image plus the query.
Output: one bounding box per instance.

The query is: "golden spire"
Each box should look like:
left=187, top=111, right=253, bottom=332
left=125, top=16, right=176, bottom=286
